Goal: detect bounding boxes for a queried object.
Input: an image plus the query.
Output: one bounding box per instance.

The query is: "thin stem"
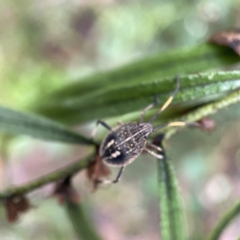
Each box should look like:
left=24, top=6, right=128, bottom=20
left=207, top=200, right=240, bottom=240
left=0, top=154, right=94, bottom=199
left=163, top=88, right=240, bottom=139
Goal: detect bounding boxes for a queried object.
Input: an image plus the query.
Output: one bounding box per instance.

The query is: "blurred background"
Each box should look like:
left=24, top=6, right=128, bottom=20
left=0, top=0, right=240, bottom=239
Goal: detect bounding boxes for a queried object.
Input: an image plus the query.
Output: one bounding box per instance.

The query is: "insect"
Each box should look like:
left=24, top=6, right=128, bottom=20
left=92, top=77, right=195, bottom=184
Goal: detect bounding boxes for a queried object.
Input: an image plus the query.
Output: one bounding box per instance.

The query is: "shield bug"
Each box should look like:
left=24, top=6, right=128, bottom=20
left=92, top=77, right=196, bottom=184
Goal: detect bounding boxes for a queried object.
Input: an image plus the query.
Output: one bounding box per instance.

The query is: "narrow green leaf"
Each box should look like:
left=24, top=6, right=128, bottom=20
left=49, top=44, right=239, bottom=100
left=207, top=201, right=240, bottom=240
left=35, top=71, right=240, bottom=124
left=65, top=202, right=103, bottom=240
left=0, top=106, right=93, bottom=145
left=157, top=155, right=187, bottom=240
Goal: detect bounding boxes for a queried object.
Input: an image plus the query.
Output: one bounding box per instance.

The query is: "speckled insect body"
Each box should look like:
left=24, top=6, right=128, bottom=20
left=100, top=123, right=153, bottom=167
left=92, top=77, right=195, bottom=184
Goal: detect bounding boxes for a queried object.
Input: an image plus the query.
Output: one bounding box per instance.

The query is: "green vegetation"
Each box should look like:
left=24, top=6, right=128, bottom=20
left=1, top=1, right=240, bottom=239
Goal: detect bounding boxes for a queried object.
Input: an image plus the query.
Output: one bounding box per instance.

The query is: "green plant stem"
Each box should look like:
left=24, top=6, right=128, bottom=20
left=163, top=88, right=240, bottom=139
left=207, top=201, right=240, bottom=240
left=65, top=201, right=103, bottom=240
left=0, top=154, right=94, bottom=199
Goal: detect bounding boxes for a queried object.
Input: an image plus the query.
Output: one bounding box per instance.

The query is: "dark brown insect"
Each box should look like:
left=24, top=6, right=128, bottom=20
left=92, top=77, right=195, bottom=184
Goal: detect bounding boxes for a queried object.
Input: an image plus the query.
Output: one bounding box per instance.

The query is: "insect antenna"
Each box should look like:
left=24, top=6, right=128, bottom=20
left=147, top=76, right=200, bottom=132
left=148, top=76, right=180, bottom=124
left=153, top=121, right=199, bottom=132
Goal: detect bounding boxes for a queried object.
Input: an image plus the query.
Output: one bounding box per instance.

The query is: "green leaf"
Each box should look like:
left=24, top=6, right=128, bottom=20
left=48, top=44, right=240, bottom=100
left=65, top=202, right=103, bottom=240
left=35, top=71, right=240, bottom=124
left=0, top=106, right=93, bottom=145
left=157, top=154, right=187, bottom=240
left=207, top=200, right=240, bottom=240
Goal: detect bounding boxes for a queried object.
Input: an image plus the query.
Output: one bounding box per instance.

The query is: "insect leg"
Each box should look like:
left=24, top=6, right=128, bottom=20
left=148, top=76, right=180, bottom=123
left=144, top=147, right=164, bottom=159
left=97, top=166, right=125, bottom=185
left=91, top=120, right=112, bottom=140
left=112, top=166, right=125, bottom=183
left=140, top=102, right=155, bottom=123
left=146, top=142, right=163, bottom=152
left=140, top=95, right=159, bottom=123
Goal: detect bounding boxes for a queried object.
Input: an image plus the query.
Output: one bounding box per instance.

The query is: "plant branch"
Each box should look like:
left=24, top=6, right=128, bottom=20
left=0, top=153, right=95, bottom=199
left=163, top=88, right=240, bottom=139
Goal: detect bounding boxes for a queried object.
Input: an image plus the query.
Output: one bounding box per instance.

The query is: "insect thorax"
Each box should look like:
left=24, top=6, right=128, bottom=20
left=100, top=123, right=153, bottom=166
